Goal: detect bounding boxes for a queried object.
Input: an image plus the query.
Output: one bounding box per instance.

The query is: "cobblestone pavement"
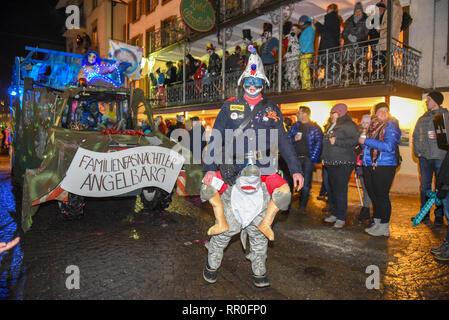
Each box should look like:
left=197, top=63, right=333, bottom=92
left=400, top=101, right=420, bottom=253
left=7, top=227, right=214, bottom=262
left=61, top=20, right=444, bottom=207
left=1, top=154, right=449, bottom=299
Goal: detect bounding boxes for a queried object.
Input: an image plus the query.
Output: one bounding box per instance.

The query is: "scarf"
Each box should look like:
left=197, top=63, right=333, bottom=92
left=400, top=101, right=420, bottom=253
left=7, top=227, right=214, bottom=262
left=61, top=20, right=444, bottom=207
left=367, top=117, right=389, bottom=166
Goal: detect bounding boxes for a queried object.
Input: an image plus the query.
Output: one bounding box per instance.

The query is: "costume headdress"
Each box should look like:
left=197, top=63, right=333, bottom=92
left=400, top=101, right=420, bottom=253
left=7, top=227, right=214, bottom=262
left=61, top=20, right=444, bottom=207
left=206, top=42, right=216, bottom=51
left=237, top=45, right=269, bottom=86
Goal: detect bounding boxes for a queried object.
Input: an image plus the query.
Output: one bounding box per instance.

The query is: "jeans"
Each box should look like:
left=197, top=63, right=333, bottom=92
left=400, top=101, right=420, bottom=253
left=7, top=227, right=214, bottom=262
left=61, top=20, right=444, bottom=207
left=321, top=166, right=333, bottom=204
left=442, top=195, right=449, bottom=243
left=326, top=165, right=354, bottom=221
left=363, top=166, right=396, bottom=223
left=419, top=158, right=444, bottom=218
left=298, top=157, right=315, bottom=208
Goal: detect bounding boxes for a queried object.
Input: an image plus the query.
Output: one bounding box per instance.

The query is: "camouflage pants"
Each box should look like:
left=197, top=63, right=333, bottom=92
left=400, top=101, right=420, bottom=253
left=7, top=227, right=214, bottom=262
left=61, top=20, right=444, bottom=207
left=205, top=184, right=270, bottom=276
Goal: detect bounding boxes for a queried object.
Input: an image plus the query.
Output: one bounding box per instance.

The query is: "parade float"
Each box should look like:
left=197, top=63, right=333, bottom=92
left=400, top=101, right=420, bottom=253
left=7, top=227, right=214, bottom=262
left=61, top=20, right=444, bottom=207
left=9, top=46, right=202, bottom=232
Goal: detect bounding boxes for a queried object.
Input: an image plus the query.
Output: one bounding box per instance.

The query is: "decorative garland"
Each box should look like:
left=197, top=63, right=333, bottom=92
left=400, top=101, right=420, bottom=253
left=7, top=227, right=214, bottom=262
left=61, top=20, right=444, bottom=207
left=101, top=129, right=145, bottom=136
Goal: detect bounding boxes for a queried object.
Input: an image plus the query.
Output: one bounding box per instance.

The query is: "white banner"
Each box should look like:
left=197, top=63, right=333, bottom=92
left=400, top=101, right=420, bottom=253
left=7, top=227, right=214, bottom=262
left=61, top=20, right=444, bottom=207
left=61, top=146, right=185, bottom=197
left=108, top=40, right=143, bottom=80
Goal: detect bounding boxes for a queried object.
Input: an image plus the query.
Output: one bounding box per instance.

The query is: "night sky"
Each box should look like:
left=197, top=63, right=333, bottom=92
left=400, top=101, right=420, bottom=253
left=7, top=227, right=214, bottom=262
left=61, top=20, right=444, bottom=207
left=0, top=0, right=66, bottom=101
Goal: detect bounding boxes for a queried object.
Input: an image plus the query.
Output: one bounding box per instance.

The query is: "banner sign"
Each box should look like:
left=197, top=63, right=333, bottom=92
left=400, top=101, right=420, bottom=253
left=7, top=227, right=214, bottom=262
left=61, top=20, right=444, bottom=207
left=180, top=0, right=216, bottom=32
left=61, top=146, right=185, bottom=197
left=108, top=40, right=143, bottom=80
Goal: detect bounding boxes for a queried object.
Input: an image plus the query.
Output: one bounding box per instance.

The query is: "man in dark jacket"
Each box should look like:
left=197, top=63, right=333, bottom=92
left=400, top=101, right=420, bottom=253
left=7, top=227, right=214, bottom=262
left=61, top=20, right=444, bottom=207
left=164, top=61, right=177, bottom=87
left=201, top=47, right=304, bottom=288
left=288, top=106, right=323, bottom=213
left=413, top=91, right=448, bottom=225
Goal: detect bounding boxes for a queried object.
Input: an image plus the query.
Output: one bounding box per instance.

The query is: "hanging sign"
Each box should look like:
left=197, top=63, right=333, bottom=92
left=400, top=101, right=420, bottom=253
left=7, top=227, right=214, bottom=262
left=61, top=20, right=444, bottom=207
left=60, top=146, right=185, bottom=197
left=180, top=0, right=216, bottom=32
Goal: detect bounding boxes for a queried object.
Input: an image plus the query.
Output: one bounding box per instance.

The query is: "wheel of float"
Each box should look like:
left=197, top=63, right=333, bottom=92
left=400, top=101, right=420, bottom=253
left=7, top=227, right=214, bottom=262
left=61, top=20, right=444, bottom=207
left=58, top=193, right=86, bottom=220
left=141, top=187, right=174, bottom=212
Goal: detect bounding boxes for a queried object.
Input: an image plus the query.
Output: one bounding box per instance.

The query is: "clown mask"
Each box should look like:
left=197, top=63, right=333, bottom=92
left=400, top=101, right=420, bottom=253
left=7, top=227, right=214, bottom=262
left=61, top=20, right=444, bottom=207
left=243, top=77, right=264, bottom=98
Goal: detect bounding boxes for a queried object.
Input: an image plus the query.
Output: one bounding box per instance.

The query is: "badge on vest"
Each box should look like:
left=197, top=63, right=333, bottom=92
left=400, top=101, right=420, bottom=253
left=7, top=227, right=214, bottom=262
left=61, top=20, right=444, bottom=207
left=230, top=112, right=238, bottom=120
left=230, top=104, right=245, bottom=112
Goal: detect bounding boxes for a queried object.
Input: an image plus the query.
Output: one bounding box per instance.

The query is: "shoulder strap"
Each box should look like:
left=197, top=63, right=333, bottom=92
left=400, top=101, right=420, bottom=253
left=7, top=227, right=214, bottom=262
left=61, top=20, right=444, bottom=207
left=233, top=99, right=268, bottom=139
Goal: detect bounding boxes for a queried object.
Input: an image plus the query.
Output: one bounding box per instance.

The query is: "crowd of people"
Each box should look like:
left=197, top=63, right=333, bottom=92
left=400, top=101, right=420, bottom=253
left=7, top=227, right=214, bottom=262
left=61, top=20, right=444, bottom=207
left=149, top=0, right=409, bottom=106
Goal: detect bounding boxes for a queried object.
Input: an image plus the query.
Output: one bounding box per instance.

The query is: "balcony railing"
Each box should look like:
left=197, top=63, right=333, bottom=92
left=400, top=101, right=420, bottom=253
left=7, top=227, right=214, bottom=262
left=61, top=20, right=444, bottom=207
left=148, top=39, right=421, bottom=108
left=148, top=17, right=199, bottom=54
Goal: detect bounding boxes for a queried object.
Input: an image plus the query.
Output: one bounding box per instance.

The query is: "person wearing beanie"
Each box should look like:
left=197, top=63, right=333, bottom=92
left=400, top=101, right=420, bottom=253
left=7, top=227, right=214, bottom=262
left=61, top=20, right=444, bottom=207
left=412, top=91, right=448, bottom=225
left=298, top=15, right=315, bottom=90
left=342, top=2, right=369, bottom=45
left=321, top=103, right=359, bottom=228
left=355, top=114, right=373, bottom=222
left=359, top=103, right=401, bottom=236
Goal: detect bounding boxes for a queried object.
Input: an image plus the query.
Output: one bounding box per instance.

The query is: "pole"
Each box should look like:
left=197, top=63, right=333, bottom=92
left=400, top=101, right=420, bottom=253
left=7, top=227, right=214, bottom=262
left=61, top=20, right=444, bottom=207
left=386, top=0, right=392, bottom=83
left=222, top=29, right=226, bottom=100
left=277, top=7, right=283, bottom=93
left=183, top=40, right=186, bottom=105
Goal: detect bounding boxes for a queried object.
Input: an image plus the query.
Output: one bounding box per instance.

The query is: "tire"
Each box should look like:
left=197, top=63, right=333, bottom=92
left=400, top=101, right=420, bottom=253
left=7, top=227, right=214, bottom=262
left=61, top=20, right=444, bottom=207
left=58, top=193, right=85, bottom=220
left=141, top=187, right=174, bottom=212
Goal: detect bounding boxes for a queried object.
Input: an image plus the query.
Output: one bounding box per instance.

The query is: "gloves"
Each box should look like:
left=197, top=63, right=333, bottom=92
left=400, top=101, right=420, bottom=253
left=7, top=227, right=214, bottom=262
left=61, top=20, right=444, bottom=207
left=437, top=189, right=448, bottom=200
left=218, top=164, right=238, bottom=186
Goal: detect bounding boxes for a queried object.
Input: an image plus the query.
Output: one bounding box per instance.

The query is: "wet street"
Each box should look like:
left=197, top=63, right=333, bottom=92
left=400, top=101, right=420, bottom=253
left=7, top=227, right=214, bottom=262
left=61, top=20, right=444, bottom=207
left=1, top=153, right=449, bottom=300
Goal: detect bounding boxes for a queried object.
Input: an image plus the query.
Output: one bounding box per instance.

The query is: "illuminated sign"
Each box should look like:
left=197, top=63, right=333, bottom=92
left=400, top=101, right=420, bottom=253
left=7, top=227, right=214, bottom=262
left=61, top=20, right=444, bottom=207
left=180, top=0, right=216, bottom=32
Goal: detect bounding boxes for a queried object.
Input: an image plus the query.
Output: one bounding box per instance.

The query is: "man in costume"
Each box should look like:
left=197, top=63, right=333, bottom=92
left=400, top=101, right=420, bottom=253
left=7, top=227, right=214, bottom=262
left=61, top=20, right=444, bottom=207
left=200, top=46, right=304, bottom=287
left=259, top=23, right=279, bottom=66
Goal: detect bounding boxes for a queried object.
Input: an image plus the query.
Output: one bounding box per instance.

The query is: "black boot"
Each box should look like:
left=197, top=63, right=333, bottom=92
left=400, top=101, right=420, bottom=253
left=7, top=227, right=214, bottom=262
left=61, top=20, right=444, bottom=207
left=252, top=274, right=270, bottom=288
left=203, top=260, right=218, bottom=284
left=357, top=207, right=370, bottom=221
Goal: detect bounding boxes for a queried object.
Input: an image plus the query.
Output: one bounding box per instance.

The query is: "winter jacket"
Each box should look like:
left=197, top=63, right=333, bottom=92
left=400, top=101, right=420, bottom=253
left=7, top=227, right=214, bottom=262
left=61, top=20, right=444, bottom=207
left=413, top=107, right=449, bottom=160
left=322, top=114, right=359, bottom=165
left=342, top=13, right=369, bottom=45
left=288, top=121, right=323, bottom=164
left=362, top=118, right=401, bottom=166
left=315, top=11, right=341, bottom=52
left=299, top=22, right=315, bottom=54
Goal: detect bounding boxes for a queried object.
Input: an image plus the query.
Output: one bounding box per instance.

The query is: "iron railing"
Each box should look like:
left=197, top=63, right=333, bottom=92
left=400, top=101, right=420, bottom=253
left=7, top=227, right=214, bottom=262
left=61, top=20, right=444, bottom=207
left=148, top=39, right=421, bottom=108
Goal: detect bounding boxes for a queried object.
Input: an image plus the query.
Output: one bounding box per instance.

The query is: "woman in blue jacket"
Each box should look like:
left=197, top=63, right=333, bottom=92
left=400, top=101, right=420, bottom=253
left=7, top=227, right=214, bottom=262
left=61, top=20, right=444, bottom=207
left=359, top=103, right=401, bottom=237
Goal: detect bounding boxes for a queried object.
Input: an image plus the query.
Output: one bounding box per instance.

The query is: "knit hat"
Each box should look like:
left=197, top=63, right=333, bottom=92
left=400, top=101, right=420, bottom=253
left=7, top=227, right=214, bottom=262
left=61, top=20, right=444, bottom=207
left=331, top=103, right=348, bottom=116
left=428, top=91, right=444, bottom=106
left=354, top=2, right=363, bottom=12
left=298, top=15, right=310, bottom=24
left=374, top=102, right=389, bottom=114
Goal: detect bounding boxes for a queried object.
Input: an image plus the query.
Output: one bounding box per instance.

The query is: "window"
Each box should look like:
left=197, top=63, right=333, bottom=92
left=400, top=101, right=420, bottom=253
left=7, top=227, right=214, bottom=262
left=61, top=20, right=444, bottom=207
left=92, top=0, right=98, bottom=10
left=145, top=27, right=156, bottom=56
left=146, top=0, right=158, bottom=13
left=128, top=0, right=141, bottom=23
left=130, top=34, right=143, bottom=48
left=91, top=21, right=98, bottom=51
left=161, top=16, right=176, bottom=47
